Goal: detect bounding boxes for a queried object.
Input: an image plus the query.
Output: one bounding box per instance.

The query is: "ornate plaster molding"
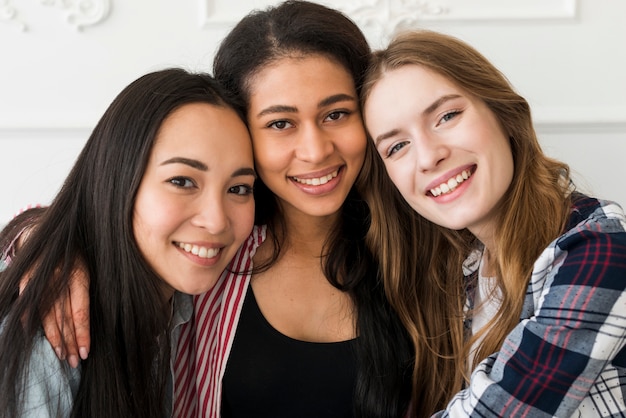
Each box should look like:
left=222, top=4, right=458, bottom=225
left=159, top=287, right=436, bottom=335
left=200, top=0, right=578, bottom=38
left=341, top=0, right=450, bottom=41
left=0, top=0, right=26, bottom=31
left=1, top=0, right=111, bottom=32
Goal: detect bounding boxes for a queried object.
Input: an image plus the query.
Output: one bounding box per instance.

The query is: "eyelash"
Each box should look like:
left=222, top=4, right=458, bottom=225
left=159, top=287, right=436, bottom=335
left=382, top=109, right=462, bottom=158
left=386, top=141, right=409, bottom=158
left=267, top=120, right=292, bottom=130
left=325, top=110, right=350, bottom=122
left=168, top=177, right=195, bottom=188
left=439, top=110, right=461, bottom=125
left=168, top=178, right=253, bottom=197
left=266, top=110, right=351, bottom=130
left=229, top=184, right=254, bottom=196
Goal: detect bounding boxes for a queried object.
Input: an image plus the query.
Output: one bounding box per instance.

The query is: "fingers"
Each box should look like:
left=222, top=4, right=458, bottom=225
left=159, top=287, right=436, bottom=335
left=42, top=289, right=81, bottom=368
left=69, top=266, right=91, bottom=361
left=56, top=292, right=80, bottom=368
left=41, top=290, right=66, bottom=361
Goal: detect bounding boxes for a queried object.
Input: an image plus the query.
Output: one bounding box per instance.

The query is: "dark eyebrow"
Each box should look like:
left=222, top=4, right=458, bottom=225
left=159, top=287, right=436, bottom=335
left=318, top=93, right=356, bottom=108
left=256, top=93, right=356, bottom=119
left=256, top=105, right=298, bottom=118
left=374, top=94, right=462, bottom=146
left=232, top=167, right=256, bottom=178
left=161, top=158, right=255, bottom=179
left=160, top=157, right=207, bottom=171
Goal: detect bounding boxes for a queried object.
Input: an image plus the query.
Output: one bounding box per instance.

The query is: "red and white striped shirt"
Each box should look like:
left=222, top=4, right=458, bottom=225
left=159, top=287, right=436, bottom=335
left=173, top=225, right=266, bottom=417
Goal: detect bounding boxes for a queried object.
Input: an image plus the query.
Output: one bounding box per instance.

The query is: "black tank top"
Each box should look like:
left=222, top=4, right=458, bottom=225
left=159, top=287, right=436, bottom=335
left=221, top=286, right=357, bottom=417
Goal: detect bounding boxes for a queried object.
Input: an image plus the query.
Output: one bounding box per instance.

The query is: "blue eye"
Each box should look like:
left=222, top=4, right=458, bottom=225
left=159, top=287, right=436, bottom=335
left=229, top=184, right=254, bottom=196
left=440, top=110, right=461, bottom=124
left=387, top=141, right=409, bottom=157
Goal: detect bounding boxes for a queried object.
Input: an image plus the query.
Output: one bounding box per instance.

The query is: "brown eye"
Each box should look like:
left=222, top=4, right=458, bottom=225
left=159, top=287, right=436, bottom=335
left=168, top=177, right=195, bottom=188
left=229, top=184, right=254, bottom=196
left=268, top=120, right=292, bottom=130
left=325, top=110, right=348, bottom=122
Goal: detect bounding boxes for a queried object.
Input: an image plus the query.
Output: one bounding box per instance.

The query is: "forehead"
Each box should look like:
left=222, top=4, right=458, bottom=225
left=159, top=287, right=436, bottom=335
left=366, top=65, right=466, bottom=114
left=364, top=65, right=466, bottom=134
left=373, top=65, right=456, bottom=98
left=153, top=102, right=252, bottom=159
left=247, top=55, right=356, bottom=105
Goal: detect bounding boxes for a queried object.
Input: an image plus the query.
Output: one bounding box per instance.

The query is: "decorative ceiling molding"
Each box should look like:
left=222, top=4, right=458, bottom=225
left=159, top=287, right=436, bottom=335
left=346, top=0, right=576, bottom=39
left=0, top=0, right=26, bottom=31
left=340, top=1, right=450, bottom=40
left=0, top=0, right=112, bottom=32
left=200, top=0, right=578, bottom=37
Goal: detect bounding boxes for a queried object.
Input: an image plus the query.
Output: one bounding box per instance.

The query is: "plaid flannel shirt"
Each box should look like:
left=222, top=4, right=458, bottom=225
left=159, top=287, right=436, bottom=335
left=435, top=194, right=626, bottom=417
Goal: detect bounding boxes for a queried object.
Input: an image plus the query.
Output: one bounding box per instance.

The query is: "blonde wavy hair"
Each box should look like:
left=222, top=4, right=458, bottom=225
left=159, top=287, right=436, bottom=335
left=360, top=30, right=572, bottom=416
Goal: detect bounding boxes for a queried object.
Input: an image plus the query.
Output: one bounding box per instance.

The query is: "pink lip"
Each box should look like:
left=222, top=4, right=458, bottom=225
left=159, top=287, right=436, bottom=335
left=290, top=165, right=342, bottom=180
left=429, top=177, right=472, bottom=204
left=178, top=248, right=222, bottom=266
left=289, top=166, right=343, bottom=195
left=424, top=164, right=476, bottom=194
left=174, top=241, right=224, bottom=267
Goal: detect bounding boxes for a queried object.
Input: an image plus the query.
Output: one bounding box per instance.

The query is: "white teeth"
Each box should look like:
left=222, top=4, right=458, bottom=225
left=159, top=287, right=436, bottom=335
left=177, top=242, right=220, bottom=259
left=292, top=170, right=338, bottom=186
left=430, top=169, right=473, bottom=197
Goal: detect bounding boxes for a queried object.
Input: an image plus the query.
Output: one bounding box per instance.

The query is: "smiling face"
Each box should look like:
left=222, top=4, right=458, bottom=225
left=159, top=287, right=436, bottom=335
left=246, top=55, right=366, bottom=223
left=133, top=102, right=256, bottom=300
left=364, top=65, right=514, bottom=243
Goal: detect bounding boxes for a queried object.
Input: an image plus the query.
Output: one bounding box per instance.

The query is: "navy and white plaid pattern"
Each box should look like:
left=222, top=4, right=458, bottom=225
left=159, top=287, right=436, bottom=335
left=436, top=195, right=626, bottom=417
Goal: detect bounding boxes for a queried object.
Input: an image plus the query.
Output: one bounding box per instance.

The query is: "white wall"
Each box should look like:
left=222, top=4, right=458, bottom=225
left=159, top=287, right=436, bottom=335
left=1, top=0, right=625, bottom=225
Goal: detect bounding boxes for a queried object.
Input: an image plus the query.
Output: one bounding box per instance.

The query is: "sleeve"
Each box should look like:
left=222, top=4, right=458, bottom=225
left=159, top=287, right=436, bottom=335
left=434, top=220, right=626, bottom=417
left=18, top=332, right=81, bottom=417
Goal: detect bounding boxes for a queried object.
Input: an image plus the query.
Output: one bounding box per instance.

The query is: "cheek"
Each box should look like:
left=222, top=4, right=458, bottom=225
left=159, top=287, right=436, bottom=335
left=384, top=161, right=411, bottom=193
left=132, top=211, right=153, bottom=260
left=491, top=136, right=514, bottom=188
left=343, top=126, right=367, bottom=160
left=230, top=201, right=256, bottom=242
left=500, top=149, right=515, bottom=194
left=252, top=139, right=283, bottom=177
left=133, top=191, right=179, bottom=244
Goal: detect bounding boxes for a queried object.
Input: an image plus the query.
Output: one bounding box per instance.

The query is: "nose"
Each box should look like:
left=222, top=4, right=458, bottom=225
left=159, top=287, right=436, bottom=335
left=190, top=192, right=230, bottom=234
left=414, top=132, right=449, bottom=172
left=294, top=124, right=334, bottom=163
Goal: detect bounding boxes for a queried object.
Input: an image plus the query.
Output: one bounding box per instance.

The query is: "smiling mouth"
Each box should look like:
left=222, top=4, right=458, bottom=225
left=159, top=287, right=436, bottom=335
left=291, top=168, right=339, bottom=186
left=175, top=241, right=220, bottom=259
left=429, top=167, right=475, bottom=197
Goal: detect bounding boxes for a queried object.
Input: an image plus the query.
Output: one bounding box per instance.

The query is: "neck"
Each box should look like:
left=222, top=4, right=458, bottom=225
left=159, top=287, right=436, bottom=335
left=481, top=247, right=496, bottom=278
left=276, top=207, right=340, bottom=257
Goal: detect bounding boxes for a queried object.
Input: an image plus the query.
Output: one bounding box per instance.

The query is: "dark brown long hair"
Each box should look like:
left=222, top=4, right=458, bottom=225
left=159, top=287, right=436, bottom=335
left=213, top=2, right=413, bottom=416
left=0, top=69, right=239, bottom=417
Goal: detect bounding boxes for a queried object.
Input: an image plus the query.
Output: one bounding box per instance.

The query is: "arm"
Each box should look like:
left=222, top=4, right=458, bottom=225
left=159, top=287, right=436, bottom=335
left=435, top=214, right=626, bottom=417
left=1, top=207, right=91, bottom=367
left=43, top=264, right=91, bottom=368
